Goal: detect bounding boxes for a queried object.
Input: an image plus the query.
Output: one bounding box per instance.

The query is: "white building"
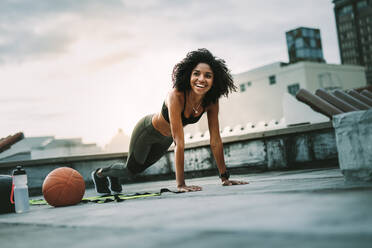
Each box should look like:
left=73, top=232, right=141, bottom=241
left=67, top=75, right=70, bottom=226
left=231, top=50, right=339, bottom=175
left=184, top=61, right=367, bottom=135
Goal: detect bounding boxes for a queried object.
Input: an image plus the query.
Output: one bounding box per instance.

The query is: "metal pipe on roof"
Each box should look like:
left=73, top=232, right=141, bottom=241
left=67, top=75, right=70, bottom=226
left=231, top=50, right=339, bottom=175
left=354, top=85, right=372, bottom=93
left=315, top=88, right=358, bottom=112
left=332, top=89, right=370, bottom=110
left=0, top=132, right=24, bottom=153
left=347, top=89, right=372, bottom=107
left=361, top=89, right=372, bottom=100
left=296, top=89, right=343, bottom=118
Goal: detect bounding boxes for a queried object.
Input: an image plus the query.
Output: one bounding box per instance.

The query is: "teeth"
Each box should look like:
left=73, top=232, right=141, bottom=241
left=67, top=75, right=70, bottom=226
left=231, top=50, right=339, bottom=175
left=196, top=84, right=205, bottom=88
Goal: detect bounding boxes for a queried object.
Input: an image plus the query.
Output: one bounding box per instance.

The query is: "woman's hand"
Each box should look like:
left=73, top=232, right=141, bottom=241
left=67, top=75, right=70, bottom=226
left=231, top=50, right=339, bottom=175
left=177, top=184, right=203, bottom=192
left=221, top=179, right=249, bottom=186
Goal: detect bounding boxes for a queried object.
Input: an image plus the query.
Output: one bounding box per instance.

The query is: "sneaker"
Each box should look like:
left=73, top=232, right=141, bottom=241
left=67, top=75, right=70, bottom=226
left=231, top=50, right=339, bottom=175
left=91, top=169, right=110, bottom=194
left=108, top=176, right=122, bottom=194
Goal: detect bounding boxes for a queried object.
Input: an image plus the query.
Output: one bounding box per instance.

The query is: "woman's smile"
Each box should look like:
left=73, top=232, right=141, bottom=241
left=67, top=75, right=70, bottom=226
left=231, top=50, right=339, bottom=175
left=190, top=63, right=214, bottom=95
left=195, top=83, right=207, bottom=88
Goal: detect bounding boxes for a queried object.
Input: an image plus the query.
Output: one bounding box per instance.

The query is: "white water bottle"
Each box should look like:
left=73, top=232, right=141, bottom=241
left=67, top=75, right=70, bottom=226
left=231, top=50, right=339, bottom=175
left=12, top=166, right=30, bottom=213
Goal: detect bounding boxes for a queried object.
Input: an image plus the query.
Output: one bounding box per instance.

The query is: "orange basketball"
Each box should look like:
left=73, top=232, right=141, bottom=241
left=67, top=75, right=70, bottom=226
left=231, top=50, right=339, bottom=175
left=42, top=167, right=85, bottom=207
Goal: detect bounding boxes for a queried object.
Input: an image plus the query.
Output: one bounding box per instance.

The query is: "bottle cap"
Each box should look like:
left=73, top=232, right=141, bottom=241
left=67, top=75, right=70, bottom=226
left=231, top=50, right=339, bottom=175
left=12, top=165, right=26, bottom=176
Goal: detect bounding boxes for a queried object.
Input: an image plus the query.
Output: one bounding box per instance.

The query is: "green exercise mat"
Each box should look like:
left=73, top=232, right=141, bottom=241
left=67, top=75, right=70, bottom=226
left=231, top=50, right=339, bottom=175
left=29, top=188, right=181, bottom=205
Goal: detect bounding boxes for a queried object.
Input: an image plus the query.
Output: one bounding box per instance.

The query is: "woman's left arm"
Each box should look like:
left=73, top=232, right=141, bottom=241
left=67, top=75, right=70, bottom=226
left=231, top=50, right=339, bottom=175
left=207, top=101, right=249, bottom=186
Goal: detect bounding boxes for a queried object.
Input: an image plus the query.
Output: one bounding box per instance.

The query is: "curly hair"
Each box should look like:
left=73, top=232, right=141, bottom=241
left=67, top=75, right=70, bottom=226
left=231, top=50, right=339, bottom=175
left=172, top=48, right=237, bottom=107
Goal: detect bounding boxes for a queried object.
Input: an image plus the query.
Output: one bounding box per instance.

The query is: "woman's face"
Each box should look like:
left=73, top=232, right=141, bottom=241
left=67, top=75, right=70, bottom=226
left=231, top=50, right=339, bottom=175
left=190, top=63, right=214, bottom=96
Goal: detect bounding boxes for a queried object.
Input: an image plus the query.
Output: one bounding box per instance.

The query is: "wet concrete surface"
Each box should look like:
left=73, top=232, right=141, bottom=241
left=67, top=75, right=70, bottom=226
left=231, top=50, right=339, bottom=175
left=1, top=168, right=372, bottom=248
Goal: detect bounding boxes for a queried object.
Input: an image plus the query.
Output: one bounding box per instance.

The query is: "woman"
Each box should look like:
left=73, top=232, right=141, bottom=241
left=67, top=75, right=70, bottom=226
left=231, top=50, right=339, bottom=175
left=92, top=48, right=248, bottom=194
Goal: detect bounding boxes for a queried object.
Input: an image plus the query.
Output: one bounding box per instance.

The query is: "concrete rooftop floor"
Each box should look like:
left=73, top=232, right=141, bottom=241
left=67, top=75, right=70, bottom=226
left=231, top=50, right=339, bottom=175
left=1, top=167, right=372, bottom=248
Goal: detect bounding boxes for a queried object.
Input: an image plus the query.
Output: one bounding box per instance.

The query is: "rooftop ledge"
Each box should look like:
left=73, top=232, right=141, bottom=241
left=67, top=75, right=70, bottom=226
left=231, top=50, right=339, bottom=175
left=0, top=121, right=332, bottom=169
left=184, top=121, right=332, bottom=149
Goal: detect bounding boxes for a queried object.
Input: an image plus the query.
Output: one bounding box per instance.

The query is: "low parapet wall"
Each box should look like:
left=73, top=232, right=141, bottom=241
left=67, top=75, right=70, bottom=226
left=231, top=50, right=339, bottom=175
left=0, top=122, right=338, bottom=195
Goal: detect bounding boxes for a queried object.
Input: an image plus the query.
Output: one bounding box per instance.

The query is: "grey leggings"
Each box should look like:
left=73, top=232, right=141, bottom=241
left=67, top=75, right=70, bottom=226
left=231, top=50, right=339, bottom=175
left=101, top=114, right=173, bottom=178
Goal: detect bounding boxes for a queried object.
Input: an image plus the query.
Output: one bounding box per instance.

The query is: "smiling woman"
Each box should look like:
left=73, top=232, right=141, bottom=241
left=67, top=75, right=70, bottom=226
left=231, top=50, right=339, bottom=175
left=91, top=48, right=248, bottom=194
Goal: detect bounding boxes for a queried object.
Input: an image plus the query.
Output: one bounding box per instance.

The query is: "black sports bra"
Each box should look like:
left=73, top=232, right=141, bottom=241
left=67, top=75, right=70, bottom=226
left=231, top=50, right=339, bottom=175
left=161, top=91, right=205, bottom=126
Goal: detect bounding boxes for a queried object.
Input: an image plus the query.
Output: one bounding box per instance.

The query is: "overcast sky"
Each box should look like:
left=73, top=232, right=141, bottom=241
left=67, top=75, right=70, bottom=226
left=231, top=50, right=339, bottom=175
left=0, top=0, right=339, bottom=147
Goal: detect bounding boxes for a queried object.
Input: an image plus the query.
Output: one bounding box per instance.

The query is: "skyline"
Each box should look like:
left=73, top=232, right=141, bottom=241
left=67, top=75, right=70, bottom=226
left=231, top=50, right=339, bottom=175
left=0, top=0, right=340, bottom=147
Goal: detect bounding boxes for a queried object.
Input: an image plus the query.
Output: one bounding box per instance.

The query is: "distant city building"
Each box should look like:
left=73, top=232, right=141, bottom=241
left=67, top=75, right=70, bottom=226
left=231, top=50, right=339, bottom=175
left=333, top=0, right=372, bottom=85
left=0, top=136, right=102, bottom=162
left=104, top=129, right=130, bottom=153
left=185, top=61, right=367, bottom=135
left=286, top=27, right=325, bottom=63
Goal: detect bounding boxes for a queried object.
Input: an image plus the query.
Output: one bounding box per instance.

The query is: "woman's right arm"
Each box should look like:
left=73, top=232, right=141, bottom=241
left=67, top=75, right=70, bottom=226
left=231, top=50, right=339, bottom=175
left=167, top=90, right=202, bottom=192
left=167, top=90, right=185, bottom=188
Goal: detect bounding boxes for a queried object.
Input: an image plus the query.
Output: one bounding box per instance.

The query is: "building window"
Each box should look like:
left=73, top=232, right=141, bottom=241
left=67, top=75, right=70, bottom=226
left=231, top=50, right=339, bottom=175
left=239, top=83, right=246, bottom=92
left=308, top=29, right=315, bottom=37
left=269, top=75, right=276, bottom=85
left=339, top=5, right=353, bottom=16
left=288, top=83, right=300, bottom=96
left=357, top=0, right=368, bottom=9
left=297, top=49, right=304, bottom=57
left=310, top=38, right=316, bottom=48
left=247, top=81, right=252, bottom=87
left=295, top=38, right=304, bottom=48
left=302, top=29, right=308, bottom=37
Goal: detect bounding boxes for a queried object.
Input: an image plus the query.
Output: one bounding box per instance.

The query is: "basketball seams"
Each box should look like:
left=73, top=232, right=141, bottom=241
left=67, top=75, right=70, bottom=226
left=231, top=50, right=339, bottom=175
left=56, top=169, right=73, bottom=206
left=42, top=182, right=68, bottom=193
left=42, top=182, right=66, bottom=205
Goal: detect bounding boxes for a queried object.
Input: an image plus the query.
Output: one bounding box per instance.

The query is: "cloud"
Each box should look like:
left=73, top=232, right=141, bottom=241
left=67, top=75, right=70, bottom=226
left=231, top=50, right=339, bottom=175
left=0, top=0, right=126, bottom=64
left=0, top=28, right=75, bottom=63
left=0, top=0, right=124, bottom=20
